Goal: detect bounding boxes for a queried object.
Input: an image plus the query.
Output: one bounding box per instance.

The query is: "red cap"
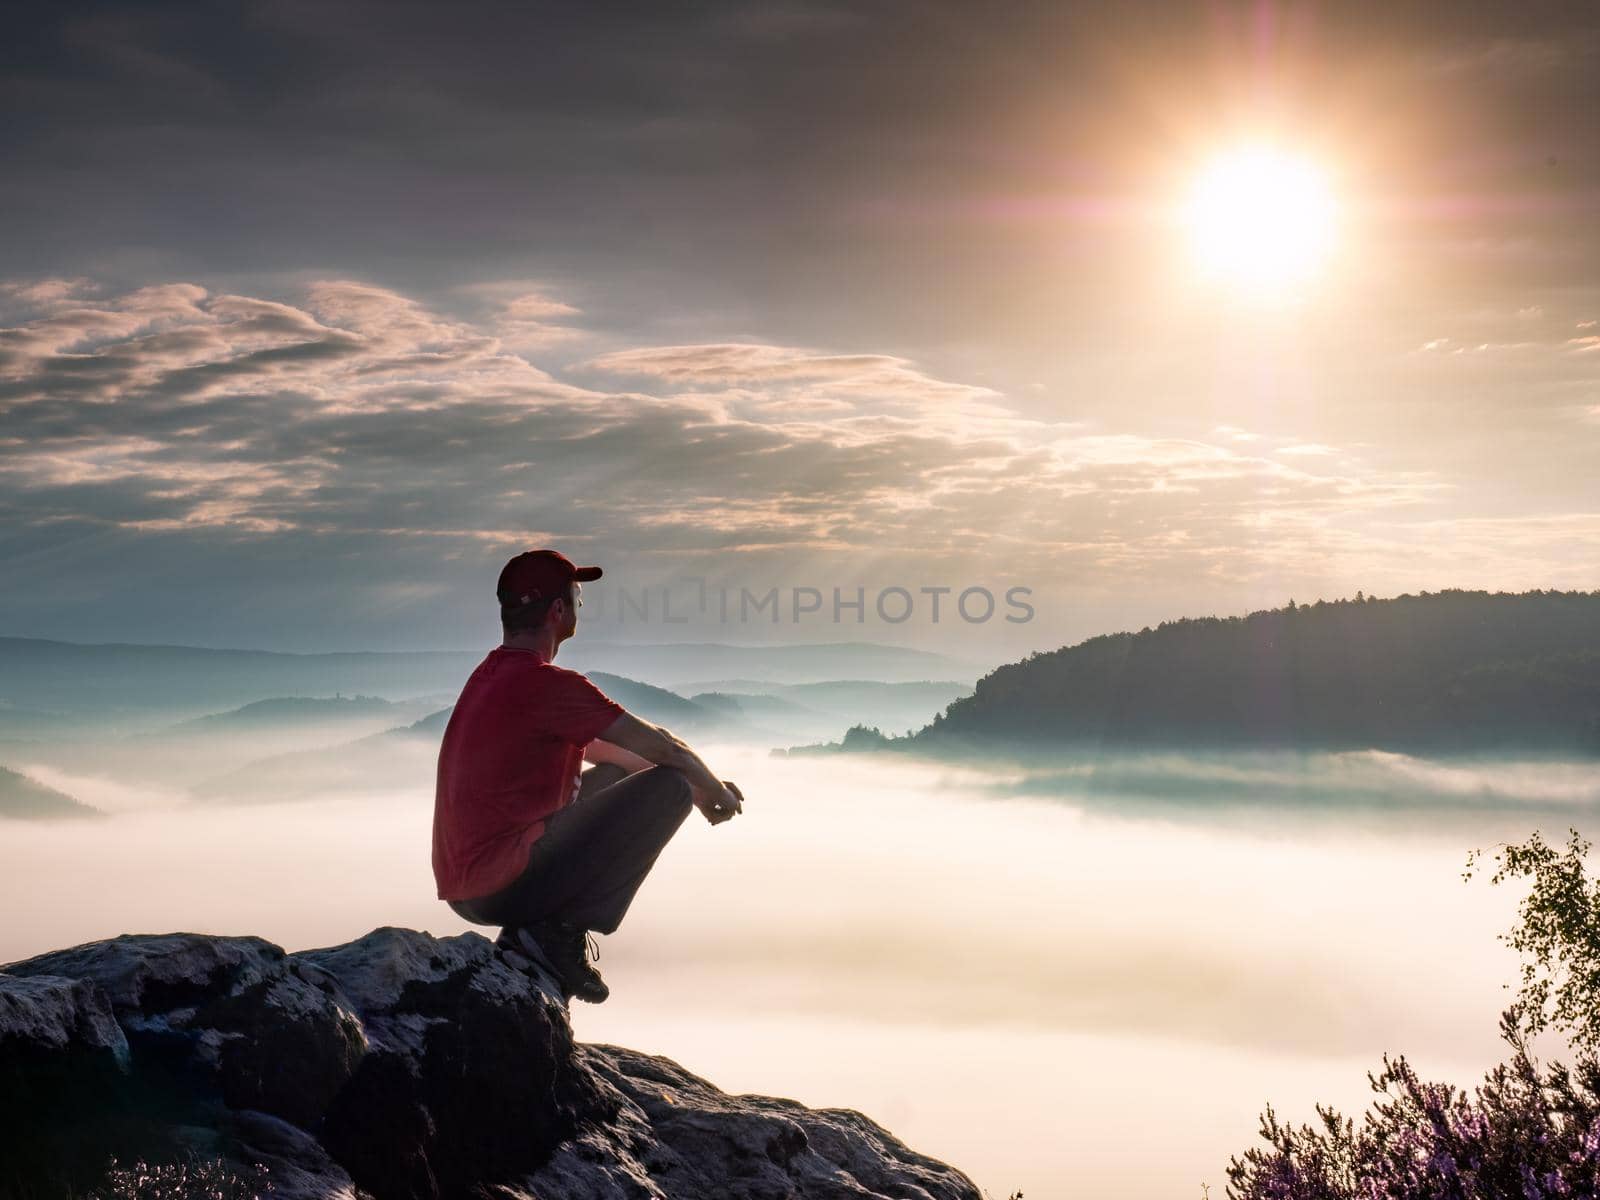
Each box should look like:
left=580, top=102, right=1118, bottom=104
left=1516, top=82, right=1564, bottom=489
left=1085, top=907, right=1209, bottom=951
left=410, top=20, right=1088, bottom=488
left=496, top=549, right=602, bottom=609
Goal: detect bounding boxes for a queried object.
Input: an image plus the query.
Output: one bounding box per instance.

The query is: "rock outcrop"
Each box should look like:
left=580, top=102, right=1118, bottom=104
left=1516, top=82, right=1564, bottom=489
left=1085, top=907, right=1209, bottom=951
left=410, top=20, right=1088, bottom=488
left=0, top=927, right=981, bottom=1200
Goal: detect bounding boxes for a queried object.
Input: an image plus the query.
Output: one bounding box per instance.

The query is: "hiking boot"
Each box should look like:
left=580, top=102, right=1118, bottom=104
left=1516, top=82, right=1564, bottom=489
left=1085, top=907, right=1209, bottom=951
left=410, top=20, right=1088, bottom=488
left=495, top=925, right=561, bottom=982
left=530, top=919, right=610, bottom=1005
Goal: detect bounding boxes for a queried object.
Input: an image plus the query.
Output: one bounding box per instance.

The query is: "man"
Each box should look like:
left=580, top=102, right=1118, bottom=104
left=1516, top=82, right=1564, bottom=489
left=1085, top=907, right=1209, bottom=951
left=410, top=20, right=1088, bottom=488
left=432, top=548, right=744, bottom=1003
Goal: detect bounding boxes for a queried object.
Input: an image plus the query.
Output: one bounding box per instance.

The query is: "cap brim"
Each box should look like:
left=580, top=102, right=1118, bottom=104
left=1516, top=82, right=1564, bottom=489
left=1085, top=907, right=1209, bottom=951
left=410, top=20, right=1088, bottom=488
left=573, top=565, right=603, bottom=581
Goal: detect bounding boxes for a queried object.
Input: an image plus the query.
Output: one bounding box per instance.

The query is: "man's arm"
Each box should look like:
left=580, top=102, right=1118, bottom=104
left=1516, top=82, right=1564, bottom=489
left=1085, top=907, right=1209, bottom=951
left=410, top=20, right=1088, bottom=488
left=582, top=737, right=652, bottom=773
left=593, top=710, right=743, bottom=822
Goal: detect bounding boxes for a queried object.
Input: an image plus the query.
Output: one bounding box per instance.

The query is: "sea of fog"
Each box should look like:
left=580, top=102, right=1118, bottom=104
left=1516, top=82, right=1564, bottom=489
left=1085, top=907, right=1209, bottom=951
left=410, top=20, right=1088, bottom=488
left=5, top=743, right=1598, bottom=1199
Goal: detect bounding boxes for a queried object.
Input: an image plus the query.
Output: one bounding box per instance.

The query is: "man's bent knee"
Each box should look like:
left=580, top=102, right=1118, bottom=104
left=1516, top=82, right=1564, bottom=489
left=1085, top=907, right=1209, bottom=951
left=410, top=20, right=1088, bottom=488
left=646, top=764, right=693, bottom=808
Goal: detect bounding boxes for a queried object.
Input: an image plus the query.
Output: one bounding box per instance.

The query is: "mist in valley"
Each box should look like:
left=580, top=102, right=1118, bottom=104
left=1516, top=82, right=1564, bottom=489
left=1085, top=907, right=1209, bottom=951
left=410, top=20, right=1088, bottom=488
left=3, top=694, right=1591, bottom=1199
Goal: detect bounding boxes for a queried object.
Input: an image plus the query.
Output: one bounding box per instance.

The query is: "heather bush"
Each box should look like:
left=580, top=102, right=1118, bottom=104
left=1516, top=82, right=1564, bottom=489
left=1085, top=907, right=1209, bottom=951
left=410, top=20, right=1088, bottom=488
left=1226, top=828, right=1600, bottom=1199
left=1226, top=1006, right=1600, bottom=1198
left=88, top=1156, right=271, bottom=1200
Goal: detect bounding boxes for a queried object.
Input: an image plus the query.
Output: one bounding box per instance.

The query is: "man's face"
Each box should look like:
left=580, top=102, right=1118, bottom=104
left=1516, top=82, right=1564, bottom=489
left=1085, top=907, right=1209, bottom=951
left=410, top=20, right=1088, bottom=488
left=560, top=582, right=581, bottom=640
left=534, top=583, right=580, bottom=643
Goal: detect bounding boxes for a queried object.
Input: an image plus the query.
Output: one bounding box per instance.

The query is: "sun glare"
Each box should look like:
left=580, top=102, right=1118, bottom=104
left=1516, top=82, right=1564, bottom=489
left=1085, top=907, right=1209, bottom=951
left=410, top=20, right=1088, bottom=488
left=1182, top=146, right=1336, bottom=295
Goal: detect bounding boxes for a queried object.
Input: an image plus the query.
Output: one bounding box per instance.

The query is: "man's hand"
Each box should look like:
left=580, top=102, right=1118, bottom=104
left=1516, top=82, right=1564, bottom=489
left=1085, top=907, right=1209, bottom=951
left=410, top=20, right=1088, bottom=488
left=695, top=780, right=744, bottom=826
left=596, top=711, right=743, bottom=825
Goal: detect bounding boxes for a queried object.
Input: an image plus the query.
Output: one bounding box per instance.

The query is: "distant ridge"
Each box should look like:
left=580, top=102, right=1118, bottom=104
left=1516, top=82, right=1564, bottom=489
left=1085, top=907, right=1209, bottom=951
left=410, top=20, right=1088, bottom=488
left=808, top=590, right=1600, bottom=757
left=563, top=640, right=989, bottom=686
left=0, top=637, right=478, bottom=720
left=187, top=671, right=751, bottom=804
left=0, top=765, right=101, bottom=820
left=157, top=695, right=417, bottom=733
left=0, top=636, right=989, bottom=718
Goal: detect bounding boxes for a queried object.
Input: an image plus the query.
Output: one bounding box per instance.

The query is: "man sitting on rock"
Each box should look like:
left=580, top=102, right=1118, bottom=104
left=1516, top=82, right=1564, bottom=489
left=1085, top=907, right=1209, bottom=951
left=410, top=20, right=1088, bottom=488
left=433, top=548, right=743, bottom=1003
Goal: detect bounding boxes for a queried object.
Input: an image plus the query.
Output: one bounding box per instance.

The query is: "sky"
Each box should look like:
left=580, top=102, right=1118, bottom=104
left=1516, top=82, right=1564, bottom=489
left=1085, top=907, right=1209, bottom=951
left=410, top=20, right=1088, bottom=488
left=2, top=0, right=1598, bottom=656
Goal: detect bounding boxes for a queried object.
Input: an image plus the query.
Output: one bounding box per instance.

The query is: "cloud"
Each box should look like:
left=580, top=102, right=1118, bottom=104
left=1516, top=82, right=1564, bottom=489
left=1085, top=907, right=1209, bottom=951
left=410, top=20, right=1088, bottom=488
left=1418, top=33, right=1594, bottom=80
left=0, top=278, right=1484, bottom=559
left=583, top=343, right=927, bottom=384
left=0, top=277, right=1589, bottom=651
left=577, top=342, right=1021, bottom=430
left=0, top=278, right=103, bottom=309
left=488, top=292, right=586, bottom=353
left=1211, top=425, right=1258, bottom=443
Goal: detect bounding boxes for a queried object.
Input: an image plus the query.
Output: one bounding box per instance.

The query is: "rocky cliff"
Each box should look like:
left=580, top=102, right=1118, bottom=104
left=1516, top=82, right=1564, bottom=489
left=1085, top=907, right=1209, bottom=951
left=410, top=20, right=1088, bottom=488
left=0, top=927, right=981, bottom=1200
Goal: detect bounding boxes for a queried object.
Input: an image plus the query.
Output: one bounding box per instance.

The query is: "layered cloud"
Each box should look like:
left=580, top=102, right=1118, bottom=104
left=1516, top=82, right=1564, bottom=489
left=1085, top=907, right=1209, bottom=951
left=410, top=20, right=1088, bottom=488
left=0, top=276, right=1593, bottom=650
left=1, top=277, right=1426, bottom=537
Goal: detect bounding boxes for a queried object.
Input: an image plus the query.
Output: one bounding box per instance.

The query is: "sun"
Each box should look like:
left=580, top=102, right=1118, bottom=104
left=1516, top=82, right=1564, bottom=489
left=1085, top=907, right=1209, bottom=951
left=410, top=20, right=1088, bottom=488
left=1182, top=146, right=1336, bottom=294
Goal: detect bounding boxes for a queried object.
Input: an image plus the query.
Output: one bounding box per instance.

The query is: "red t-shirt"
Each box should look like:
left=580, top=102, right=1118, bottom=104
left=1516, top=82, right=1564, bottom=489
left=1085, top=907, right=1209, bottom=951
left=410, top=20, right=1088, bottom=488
left=432, top=646, right=626, bottom=901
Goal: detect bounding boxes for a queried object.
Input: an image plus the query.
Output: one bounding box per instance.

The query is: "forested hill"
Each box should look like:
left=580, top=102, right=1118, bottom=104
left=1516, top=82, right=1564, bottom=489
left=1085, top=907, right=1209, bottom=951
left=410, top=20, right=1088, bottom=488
left=911, top=590, right=1600, bottom=755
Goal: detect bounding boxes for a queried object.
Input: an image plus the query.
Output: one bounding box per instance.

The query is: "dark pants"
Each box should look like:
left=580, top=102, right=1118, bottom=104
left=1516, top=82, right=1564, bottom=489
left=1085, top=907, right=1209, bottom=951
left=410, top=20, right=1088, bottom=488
left=447, top=763, right=694, bottom=935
